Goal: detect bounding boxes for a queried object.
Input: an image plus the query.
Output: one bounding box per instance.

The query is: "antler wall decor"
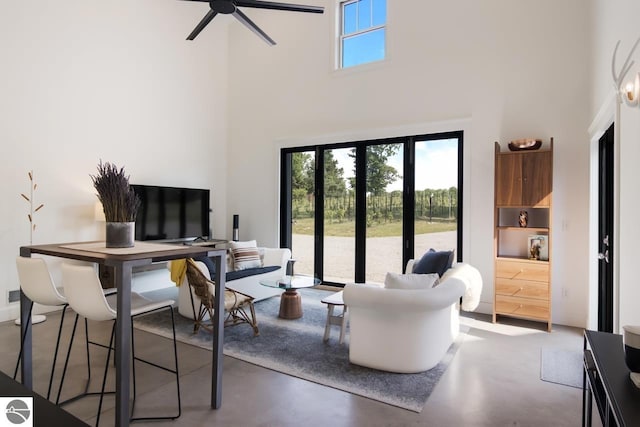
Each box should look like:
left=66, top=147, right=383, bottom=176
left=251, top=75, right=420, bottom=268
left=612, top=37, right=640, bottom=107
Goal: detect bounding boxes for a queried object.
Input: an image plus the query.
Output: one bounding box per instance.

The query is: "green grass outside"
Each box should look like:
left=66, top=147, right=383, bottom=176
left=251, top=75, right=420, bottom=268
left=292, top=217, right=456, bottom=237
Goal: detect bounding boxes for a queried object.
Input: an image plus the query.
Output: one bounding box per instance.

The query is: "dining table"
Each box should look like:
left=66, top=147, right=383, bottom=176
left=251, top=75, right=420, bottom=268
left=18, top=241, right=227, bottom=427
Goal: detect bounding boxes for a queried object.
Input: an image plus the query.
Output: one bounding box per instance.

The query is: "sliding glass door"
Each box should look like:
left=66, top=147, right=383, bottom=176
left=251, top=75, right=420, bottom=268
left=414, top=137, right=459, bottom=257
left=364, top=143, right=404, bottom=283
left=288, top=150, right=315, bottom=276
left=281, top=131, right=462, bottom=286
left=323, top=148, right=356, bottom=283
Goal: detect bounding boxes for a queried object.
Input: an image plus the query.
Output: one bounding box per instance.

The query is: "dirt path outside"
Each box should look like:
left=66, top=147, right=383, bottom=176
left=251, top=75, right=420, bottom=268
left=291, top=230, right=456, bottom=284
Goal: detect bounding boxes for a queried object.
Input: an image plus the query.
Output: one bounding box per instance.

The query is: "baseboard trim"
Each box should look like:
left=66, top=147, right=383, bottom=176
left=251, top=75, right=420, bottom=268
left=0, top=304, right=63, bottom=324
left=473, top=301, right=492, bottom=316
left=0, top=306, right=19, bottom=323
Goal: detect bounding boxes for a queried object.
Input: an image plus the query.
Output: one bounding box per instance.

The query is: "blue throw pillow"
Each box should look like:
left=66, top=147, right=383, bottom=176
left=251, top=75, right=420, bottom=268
left=193, top=255, right=216, bottom=279
left=412, top=249, right=454, bottom=277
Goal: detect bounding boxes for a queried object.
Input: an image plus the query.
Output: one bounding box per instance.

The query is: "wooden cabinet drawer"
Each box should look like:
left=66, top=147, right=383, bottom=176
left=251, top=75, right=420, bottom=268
left=496, top=260, right=548, bottom=282
left=495, top=295, right=550, bottom=320
left=495, top=278, right=549, bottom=300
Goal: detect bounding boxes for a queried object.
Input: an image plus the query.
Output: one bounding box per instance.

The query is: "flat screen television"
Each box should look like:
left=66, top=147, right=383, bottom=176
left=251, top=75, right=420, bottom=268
left=131, top=184, right=210, bottom=242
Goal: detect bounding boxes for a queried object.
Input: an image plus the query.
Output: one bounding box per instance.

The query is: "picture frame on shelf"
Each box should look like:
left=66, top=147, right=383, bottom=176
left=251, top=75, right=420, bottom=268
left=528, top=235, right=549, bottom=261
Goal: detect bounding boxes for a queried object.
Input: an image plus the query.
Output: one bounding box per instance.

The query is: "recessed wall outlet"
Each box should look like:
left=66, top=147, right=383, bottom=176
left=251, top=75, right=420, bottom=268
left=8, top=289, right=20, bottom=303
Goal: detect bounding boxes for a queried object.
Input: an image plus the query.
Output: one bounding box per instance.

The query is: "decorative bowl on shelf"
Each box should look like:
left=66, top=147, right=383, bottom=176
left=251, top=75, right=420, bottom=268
left=508, top=139, right=542, bottom=151
left=622, top=325, right=640, bottom=388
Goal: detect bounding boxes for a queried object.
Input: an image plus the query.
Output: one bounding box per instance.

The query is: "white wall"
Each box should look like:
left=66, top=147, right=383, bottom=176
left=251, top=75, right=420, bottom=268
left=589, top=0, right=640, bottom=330
left=227, top=1, right=591, bottom=326
left=0, top=1, right=596, bottom=328
left=0, top=0, right=230, bottom=321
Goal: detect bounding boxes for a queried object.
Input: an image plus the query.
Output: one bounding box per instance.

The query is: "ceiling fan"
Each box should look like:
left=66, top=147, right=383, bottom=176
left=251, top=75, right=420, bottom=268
left=181, top=0, right=324, bottom=46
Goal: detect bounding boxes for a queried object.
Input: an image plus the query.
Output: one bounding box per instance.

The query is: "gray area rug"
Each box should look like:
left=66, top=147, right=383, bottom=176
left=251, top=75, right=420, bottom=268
left=135, top=287, right=466, bottom=412
left=540, top=347, right=583, bottom=389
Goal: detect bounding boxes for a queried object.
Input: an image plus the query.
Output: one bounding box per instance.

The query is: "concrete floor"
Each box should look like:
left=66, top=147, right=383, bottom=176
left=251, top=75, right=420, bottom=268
left=0, top=307, right=585, bottom=427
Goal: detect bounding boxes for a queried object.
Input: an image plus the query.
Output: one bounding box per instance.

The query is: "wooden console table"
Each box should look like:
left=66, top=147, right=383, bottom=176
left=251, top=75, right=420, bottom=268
left=582, top=330, right=640, bottom=427
left=19, top=241, right=226, bottom=427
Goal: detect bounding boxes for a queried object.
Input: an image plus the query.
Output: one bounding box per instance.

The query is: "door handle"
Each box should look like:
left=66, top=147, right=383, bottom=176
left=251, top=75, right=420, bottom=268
left=598, top=249, right=609, bottom=263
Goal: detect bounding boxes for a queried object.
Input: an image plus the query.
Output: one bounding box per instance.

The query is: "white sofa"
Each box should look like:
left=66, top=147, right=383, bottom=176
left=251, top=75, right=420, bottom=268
left=343, top=262, right=482, bottom=373
left=172, top=247, right=292, bottom=320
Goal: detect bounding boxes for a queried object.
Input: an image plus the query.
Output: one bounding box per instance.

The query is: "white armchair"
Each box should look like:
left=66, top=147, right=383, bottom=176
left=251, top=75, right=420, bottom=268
left=343, top=263, right=482, bottom=373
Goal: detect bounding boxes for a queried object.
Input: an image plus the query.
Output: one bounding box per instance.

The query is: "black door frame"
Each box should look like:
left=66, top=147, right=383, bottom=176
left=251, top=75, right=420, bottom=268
left=597, top=123, right=614, bottom=332
left=280, top=131, right=464, bottom=286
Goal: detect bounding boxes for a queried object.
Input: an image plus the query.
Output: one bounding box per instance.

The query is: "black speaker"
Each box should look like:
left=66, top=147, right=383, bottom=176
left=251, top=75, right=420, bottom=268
left=232, top=214, right=239, bottom=241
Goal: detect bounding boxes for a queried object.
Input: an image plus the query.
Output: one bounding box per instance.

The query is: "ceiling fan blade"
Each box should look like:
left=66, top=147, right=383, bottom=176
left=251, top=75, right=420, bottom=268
left=236, top=1, right=324, bottom=14
left=187, top=9, right=218, bottom=40
left=232, top=9, right=276, bottom=46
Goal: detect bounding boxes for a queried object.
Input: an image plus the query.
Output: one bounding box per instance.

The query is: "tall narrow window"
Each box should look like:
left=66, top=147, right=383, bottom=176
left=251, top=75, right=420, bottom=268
left=365, top=143, right=403, bottom=283
left=290, top=151, right=316, bottom=276
left=339, top=0, right=386, bottom=68
left=414, top=138, right=459, bottom=258
left=323, top=148, right=355, bottom=283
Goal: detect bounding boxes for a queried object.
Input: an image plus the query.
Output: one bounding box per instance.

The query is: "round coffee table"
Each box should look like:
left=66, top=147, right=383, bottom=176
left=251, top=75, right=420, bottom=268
left=260, top=275, right=321, bottom=319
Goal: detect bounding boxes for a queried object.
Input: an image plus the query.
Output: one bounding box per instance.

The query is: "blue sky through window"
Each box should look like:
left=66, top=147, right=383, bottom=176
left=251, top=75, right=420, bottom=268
left=372, top=0, right=386, bottom=26
left=334, top=139, right=458, bottom=193
left=358, top=0, right=371, bottom=29
left=341, top=0, right=386, bottom=68
left=342, top=29, right=385, bottom=68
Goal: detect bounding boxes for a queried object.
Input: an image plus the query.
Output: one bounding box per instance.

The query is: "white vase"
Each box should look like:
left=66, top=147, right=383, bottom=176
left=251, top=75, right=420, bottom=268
left=105, top=222, right=135, bottom=248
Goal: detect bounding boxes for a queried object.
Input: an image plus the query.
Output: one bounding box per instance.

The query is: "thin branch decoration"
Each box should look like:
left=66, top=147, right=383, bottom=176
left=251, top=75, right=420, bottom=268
left=90, top=161, right=140, bottom=222
left=21, top=170, right=45, bottom=245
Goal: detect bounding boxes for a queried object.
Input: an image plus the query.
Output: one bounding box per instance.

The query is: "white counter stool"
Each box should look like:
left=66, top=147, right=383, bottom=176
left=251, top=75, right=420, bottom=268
left=59, top=263, right=181, bottom=427
left=14, top=257, right=70, bottom=400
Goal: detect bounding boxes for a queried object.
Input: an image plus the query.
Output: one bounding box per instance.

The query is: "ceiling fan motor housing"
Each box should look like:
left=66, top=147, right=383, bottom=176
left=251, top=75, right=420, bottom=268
left=210, top=0, right=237, bottom=14
left=187, top=0, right=324, bottom=44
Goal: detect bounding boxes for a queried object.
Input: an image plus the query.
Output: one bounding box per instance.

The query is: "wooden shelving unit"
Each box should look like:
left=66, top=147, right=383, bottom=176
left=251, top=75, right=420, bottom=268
left=496, top=226, right=548, bottom=232
left=493, top=139, right=553, bottom=331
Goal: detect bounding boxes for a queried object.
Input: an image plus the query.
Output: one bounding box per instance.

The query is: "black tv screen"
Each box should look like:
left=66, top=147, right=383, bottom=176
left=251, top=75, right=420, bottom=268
left=131, top=184, right=210, bottom=242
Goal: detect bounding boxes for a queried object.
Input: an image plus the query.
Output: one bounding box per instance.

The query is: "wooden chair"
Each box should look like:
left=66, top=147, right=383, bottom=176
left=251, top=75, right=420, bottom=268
left=185, top=258, right=259, bottom=336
